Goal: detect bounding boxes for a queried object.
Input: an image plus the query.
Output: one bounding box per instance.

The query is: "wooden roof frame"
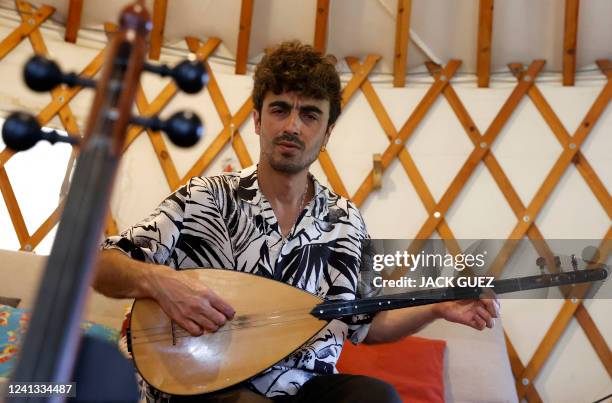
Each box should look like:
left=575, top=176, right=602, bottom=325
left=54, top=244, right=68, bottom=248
left=0, top=4, right=610, bottom=401
left=563, top=0, right=580, bottom=86
left=313, top=0, right=330, bottom=53
left=64, top=0, right=83, bottom=43
left=393, top=0, right=411, bottom=87
left=149, top=0, right=168, bottom=60
left=235, top=0, right=254, bottom=74
left=477, top=0, right=494, bottom=87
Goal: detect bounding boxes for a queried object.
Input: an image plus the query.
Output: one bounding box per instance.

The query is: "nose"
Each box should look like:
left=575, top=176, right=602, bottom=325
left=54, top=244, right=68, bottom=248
left=283, top=108, right=301, bottom=135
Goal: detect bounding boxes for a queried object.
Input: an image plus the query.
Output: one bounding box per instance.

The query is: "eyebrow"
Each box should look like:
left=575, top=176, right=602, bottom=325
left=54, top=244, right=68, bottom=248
left=268, top=101, right=323, bottom=115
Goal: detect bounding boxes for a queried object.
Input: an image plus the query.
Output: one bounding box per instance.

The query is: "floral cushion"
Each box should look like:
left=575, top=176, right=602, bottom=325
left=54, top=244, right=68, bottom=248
left=0, top=304, right=120, bottom=378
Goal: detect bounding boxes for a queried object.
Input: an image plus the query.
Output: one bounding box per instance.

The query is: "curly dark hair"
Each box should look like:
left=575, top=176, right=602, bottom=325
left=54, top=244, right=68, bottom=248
left=252, top=41, right=342, bottom=127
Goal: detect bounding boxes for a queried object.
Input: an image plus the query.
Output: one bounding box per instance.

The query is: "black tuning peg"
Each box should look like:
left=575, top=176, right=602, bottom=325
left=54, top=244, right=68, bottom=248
left=130, top=111, right=203, bottom=147
left=24, top=55, right=97, bottom=92
left=143, top=59, right=208, bottom=94
left=1, top=112, right=80, bottom=151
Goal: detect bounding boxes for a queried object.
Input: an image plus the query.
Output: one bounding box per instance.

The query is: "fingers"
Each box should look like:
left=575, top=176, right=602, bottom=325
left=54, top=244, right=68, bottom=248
left=191, top=312, right=222, bottom=333
left=176, top=318, right=204, bottom=337
left=200, top=304, right=228, bottom=328
left=481, top=298, right=500, bottom=319
left=475, top=305, right=494, bottom=329
left=480, top=289, right=501, bottom=315
left=154, top=273, right=235, bottom=336
left=182, top=296, right=231, bottom=333
left=208, top=291, right=236, bottom=320
left=175, top=308, right=224, bottom=336
left=470, top=314, right=486, bottom=331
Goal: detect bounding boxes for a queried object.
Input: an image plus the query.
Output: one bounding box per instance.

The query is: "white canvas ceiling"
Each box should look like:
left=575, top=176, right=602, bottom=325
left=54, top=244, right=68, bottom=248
left=7, top=0, right=612, bottom=78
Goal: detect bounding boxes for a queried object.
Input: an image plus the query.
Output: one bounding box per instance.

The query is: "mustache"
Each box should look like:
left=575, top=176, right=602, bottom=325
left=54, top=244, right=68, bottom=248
left=274, top=133, right=304, bottom=149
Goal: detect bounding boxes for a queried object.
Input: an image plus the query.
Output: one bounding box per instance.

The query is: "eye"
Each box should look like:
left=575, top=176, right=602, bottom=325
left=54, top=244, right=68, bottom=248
left=302, top=112, right=319, bottom=122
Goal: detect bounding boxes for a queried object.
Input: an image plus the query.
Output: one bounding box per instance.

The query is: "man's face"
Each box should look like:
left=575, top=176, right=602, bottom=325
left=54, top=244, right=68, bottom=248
left=254, top=91, right=333, bottom=174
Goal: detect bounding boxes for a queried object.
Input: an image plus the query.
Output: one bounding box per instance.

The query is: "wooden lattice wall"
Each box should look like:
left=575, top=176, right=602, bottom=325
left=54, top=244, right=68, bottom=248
left=0, top=2, right=610, bottom=401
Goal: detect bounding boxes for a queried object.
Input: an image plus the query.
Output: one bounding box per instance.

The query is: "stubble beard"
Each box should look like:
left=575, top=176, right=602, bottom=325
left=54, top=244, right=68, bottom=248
left=268, top=149, right=317, bottom=174
left=266, top=139, right=323, bottom=174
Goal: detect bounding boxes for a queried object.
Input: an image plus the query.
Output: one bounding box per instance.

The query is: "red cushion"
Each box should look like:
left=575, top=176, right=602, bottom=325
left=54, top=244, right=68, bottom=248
left=337, top=336, right=446, bottom=403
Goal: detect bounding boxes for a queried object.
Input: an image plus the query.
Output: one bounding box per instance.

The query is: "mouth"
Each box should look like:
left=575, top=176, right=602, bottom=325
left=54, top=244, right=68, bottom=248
left=276, top=141, right=301, bottom=150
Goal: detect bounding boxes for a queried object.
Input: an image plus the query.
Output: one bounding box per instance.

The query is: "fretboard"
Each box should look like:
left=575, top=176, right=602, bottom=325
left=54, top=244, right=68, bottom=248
left=310, top=267, right=608, bottom=320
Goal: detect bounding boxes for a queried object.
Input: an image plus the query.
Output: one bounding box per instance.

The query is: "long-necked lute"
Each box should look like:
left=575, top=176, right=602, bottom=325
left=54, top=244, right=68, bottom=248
left=5, top=1, right=206, bottom=398
left=129, top=264, right=607, bottom=396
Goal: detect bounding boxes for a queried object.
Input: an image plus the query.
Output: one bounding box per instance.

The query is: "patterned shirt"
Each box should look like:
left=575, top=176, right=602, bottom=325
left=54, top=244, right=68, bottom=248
left=102, top=165, right=379, bottom=399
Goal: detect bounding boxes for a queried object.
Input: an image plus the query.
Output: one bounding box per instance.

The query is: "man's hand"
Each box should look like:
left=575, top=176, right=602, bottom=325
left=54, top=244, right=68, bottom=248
left=433, top=295, right=500, bottom=330
left=365, top=294, right=500, bottom=344
left=146, top=266, right=235, bottom=337
left=94, top=250, right=235, bottom=338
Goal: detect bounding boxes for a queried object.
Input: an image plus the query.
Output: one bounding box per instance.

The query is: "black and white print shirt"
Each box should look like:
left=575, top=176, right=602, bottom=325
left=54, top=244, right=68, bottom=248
left=102, top=165, right=380, bottom=399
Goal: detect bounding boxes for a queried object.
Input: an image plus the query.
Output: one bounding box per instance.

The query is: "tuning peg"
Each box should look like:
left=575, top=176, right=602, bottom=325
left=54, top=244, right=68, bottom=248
left=143, top=59, right=208, bottom=94
left=130, top=111, right=203, bottom=147
left=24, top=55, right=97, bottom=92
left=570, top=254, right=579, bottom=271
left=582, top=246, right=601, bottom=265
left=2, top=112, right=80, bottom=151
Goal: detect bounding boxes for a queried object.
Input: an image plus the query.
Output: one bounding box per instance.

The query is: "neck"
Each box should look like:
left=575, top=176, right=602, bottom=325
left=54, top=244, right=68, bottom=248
left=257, top=161, right=310, bottom=206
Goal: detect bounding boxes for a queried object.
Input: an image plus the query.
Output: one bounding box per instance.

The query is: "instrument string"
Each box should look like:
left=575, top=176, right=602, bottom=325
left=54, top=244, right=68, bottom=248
left=129, top=307, right=314, bottom=336
left=130, top=293, right=461, bottom=345
left=130, top=296, right=413, bottom=341
left=130, top=314, right=319, bottom=345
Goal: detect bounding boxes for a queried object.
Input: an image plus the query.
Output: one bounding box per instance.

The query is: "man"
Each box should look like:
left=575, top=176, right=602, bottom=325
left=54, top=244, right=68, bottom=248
left=94, top=41, right=499, bottom=403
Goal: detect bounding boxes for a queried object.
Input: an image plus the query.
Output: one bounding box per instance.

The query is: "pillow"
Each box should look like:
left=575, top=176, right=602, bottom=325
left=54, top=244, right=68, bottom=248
left=0, top=297, right=20, bottom=308
left=0, top=305, right=120, bottom=378
left=337, top=336, right=446, bottom=403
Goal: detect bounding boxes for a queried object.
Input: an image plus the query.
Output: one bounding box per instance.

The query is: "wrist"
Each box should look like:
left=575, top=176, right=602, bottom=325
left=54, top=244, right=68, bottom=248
left=141, top=264, right=171, bottom=300
left=430, top=303, right=445, bottom=320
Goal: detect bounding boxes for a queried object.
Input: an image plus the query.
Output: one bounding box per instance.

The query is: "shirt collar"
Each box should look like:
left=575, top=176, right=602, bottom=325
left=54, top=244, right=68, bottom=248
left=237, top=165, right=329, bottom=221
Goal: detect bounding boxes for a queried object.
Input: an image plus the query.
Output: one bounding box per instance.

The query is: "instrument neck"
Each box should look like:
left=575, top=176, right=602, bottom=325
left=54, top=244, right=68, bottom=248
left=310, top=267, right=608, bottom=320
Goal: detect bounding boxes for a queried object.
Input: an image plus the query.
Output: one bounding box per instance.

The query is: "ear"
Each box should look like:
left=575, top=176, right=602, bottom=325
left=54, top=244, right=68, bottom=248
left=253, top=110, right=261, bottom=135
left=322, top=122, right=335, bottom=148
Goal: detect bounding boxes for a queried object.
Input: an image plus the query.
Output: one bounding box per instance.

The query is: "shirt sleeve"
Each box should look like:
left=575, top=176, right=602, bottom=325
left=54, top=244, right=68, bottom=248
left=101, top=181, right=191, bottom=266
left=343, top=204, right=383, bottom=344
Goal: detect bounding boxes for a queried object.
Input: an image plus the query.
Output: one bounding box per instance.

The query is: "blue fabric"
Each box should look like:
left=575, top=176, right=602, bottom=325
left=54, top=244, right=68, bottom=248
left=0, top=304, right=119, bottom=378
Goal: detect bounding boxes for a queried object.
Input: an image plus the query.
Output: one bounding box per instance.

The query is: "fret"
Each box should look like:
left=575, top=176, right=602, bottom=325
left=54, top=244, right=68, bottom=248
left=311, top=267, right=608, bottom=320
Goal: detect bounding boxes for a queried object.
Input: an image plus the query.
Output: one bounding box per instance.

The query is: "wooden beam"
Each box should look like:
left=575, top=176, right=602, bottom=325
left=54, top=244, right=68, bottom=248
left=425, top=60, right=556, bottom=265
left=476, top=0, right=494, bottom=87
left=515, top=233, right=611, bottom=399
left=486, top=64, right=610, bottom=281
left=0, top=167, right=29, bottom=246
left=104, top=209, right=119, bottom=237
left=313, top=0, right=330, bottom=53
left=411, top=61, right=544, bottom=248
left=348, top=57, right=462, bottom=255
left=235, top=0, right=254, bottom=74
left=575, top=303, right=612, bottom=378
left=393, top=0, right=411, bottom=87
left=25, top=200, right=64, bottom=251
left=320, top=55, right=381, bottom=199
left=134, top=84, right=180, bottom=190
left=352, top=60, right=462, bottom=207
left=124, top=38, right=221, bottom=151
left=501, top=78, right=610, bottom=244
left=0, top=3, right=54, bottom=61
left=505, top=333, right=543, bottom=402
left=184, top=38, right=253, bottom=181
left=596, top=59, right=611, bottom=79
left=149, top=0, right=168, bottom=60
left=507, top=65, right=611, bottom=220
left=64, top=0, right=83, bottom=43
left=562, top=0, right=580, bottom=86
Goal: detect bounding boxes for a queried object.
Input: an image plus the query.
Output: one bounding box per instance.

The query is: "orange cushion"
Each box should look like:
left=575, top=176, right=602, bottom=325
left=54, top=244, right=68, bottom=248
left=337, top=336, right=446, bottom=403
